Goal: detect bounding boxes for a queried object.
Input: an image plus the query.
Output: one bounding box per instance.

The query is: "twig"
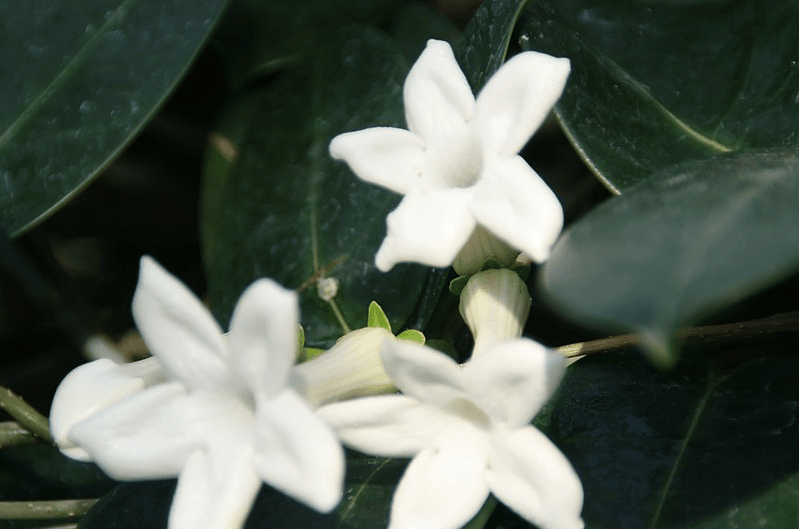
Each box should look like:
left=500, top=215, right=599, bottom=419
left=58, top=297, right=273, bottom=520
left=0, top=421, right=39, bottom=448
left=0, top=386, right=54, bottom=444
left=556, top=314, right=798, bottom=362
left=0, top=499, right=97, bottom=520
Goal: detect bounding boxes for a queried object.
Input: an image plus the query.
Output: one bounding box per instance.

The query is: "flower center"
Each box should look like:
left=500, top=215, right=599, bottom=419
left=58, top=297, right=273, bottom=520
left=443, top=397, right=491, bottom=431
left=427, top=125, right=483, bottom=189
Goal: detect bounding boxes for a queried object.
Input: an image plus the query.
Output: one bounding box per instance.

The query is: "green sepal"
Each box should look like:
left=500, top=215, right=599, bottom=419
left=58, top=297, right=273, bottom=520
left=396, top=329, right=425, bottom=344
left=367, top=301, right=393, bottom=333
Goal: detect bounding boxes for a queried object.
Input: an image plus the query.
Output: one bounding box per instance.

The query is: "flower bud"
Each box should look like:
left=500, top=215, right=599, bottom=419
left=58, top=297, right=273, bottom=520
left=290, top=327, right=395, bottom=407
left=459, top=268, right=531, bottom=357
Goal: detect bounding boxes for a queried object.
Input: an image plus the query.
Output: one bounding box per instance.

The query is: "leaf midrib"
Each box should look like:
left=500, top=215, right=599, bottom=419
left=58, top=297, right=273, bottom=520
left=0, top=0, right=139, bottom=149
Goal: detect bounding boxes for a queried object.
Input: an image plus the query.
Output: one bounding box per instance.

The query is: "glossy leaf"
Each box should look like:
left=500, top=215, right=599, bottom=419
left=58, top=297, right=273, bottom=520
left=539, top=349, right=798, bottom=529
left=201, top=27, right=436, bottom=348
left=0, top=0, right=230, bottom=236
left=455, top=0, right=533, bottom=92
left=542, top=149, right=798, bottom=367
left=388, top=0, right=461, bottom=63
left=518, top=0, right=799, bottom=191
left=212, top=0, right=401, bottom=89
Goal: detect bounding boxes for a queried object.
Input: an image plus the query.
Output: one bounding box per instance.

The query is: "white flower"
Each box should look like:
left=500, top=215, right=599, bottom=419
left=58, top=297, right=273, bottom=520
left=318, top=338, right=584, bottom=529
left=49, top=256, right=345, bottom=529
left=330, top=39, right=570, bottom=274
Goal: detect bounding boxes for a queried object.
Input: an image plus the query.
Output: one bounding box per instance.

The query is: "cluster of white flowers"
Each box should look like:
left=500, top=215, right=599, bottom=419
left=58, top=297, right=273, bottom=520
left=50, top=40, right=582, bottom=529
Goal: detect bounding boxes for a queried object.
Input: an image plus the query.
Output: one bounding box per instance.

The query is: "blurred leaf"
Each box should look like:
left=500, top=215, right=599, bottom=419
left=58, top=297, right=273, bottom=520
left=212, top=0, right=401, bottom=89
left=388, top=1, right=461, bottom=63
left=539, top=349, right=798, bottom=529
left=455, top=0, right=533, bottom=92
left=0, top=0, right=230, bottom=236
left=519, top=0, right=799, bottom=191
left=201, top=27, right=439, bottom=348
left=0, top=445, right=115, bottom=501
left=542, top=149, right=798, bottom=367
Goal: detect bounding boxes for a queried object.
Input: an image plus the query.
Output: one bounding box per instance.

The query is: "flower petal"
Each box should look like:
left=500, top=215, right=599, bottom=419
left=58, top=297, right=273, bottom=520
left=69, top=385, right=253, bottom=480
left=380, top=339, right=467, bottom=407
left=318, top=395, right=454, bottom=457
left=375, top=189, right=476, bottom=271
left=252, top=388, right=344, bottom=512
left=49, top=357, right=165, bottom=461
left=463, top=339, right=566, bottom=427
left=227, top=278, right=299, bottom=397
left=389, top=445, right=490, bottom=529
left=471, top=157, right=563, bottom=263
left=169, top=446, right=262, bottom=529
left=487, top=426, right=584, bottom=529
left=403, top=40, right=475, bottom=145
left=474, top=51, right=570, bottom=157
left=329, top=128, right=428, bottom=195
left=132, top=256, right=231, bottom=390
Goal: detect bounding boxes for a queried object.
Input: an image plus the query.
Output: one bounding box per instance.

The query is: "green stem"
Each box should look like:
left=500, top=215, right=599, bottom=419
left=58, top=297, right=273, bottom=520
left=0, top=386, right=54, bottom=444
left=0, top=499, right=97, bottom=520
left=0, top=421, right=39, bottom=448
left=556, top=314, right=797, bottom=363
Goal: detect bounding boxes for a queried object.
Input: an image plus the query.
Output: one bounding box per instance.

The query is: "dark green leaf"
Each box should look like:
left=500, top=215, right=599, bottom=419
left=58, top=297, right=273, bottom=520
left=519, top=0, right=799, bottom=191
left=455, top=0, right=533, bottom=92
left=540, top=349, right=798, bottom=529
left=201, top=27, right=437, bottom=348
left=388, top=1, right=461, bottom=63
left=212, top=0, right=401, bottom=89
left=542, top=149, right=798, bottom=366
left=0, top=0, right=231, bottom=236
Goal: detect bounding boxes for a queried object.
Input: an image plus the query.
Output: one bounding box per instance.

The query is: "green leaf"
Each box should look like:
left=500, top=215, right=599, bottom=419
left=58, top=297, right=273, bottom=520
left=388, top=0, right=461, bottom=63
left=368, top=301, right=393, bottom=332
left=201, top=27, right=436, bottom=348
left=540, top=349, right=798, bottom=529
left=0, top=0, right=230, bottom=236
left=212, top=0, right=401, bottom=89
left=455, top=0, right=533, bottom=92
left=518, top=0, right=799, bottom=191
left=542, top=149, right=798, bottom=367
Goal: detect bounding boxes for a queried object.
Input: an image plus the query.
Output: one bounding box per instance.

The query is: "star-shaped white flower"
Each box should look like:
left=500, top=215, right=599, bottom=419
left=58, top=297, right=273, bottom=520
left=49, top=256, right=345, bottom=529
left=318, top=338, right=584, bottom=529
left=330, top=39, right=570, bottom=274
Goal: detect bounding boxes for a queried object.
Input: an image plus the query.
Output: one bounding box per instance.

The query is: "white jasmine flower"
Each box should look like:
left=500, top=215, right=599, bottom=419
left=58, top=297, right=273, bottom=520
left=50, top=256, right=345, bottom=529
left=459, top=268, right=531, bottom=358
left=318, top=338, right=584, bottom=529
left=330, top=39, right=569, bottom=274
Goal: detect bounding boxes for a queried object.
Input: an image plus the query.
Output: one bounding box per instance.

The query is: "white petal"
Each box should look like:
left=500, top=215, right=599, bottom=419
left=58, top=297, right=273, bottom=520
left=463, top=339, right=566, bottom=427
left=329, top=128, right=428, bottom=195
left=389, top=445, right=490, bottom=529
left=70, top=385, right=253, bottom=480
left=252, top=389, right=345, bottom=512
left=50, top=358, right=163, bottom=459
left=471, top=157, right=563, bottom=263
left=169, top=446, right=262, bottom=529
left=318, top=395, right=454, bottom=457
left=380, top=339, right=467, bottom=407
left=487, top=426, right=584, bottom=529
left=132, top=256, right=232, bottom=391
left=227, top=278, right=299, bottom=397
left=474, top=51, right=570, bottom=157
left=404, top=40, right=475, bottom=144
left=375, top=189, right=476, bottom=271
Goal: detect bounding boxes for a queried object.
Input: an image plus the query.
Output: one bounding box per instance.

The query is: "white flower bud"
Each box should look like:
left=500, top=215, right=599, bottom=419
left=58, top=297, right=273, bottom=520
left=459, top=268, right=531, bottom=357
